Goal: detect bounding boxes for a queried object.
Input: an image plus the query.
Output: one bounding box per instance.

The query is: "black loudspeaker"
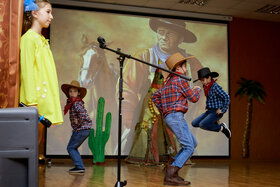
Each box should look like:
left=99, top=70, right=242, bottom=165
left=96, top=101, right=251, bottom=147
left=0, top=107, right=38, bottom=187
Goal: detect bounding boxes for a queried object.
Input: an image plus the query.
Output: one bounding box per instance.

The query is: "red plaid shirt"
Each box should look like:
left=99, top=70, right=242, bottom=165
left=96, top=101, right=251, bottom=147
left=152, top=74, right=201, bottom=117
left=69, top=100, right=92, bottom=132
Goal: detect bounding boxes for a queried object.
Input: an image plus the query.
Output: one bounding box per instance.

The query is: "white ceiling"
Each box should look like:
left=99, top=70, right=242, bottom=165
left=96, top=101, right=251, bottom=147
left=55, top=0, right=280, bottom=22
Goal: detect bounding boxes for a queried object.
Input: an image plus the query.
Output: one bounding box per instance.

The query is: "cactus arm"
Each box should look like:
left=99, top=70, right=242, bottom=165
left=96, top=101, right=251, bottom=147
left=104, top=112, right=111, bottom=143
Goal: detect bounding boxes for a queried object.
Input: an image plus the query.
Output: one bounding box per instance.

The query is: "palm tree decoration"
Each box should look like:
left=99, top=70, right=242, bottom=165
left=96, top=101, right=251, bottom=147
left=235, top=78, right=266, bottom=158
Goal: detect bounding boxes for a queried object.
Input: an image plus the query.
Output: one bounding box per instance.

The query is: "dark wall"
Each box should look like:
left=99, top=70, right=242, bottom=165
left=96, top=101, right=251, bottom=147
left=229, top=17, right=280, bottom=160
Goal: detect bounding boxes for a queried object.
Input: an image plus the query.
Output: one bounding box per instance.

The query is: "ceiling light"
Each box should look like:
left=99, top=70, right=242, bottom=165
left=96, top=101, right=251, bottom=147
left=255, top=4, right=280, bottom=15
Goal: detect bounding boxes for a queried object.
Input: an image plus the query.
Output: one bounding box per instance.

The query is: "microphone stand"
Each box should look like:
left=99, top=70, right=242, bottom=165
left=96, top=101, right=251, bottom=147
left=97, top=37, right=191, bottom=187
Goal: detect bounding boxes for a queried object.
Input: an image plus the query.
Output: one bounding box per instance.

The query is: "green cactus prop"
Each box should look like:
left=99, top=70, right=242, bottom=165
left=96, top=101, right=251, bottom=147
left=88, top=97, right=111, bottom=163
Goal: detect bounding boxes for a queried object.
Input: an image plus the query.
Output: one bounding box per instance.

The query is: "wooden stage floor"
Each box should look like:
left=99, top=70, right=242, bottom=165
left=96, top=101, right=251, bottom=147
left=39, top=158, right=280, bottom=187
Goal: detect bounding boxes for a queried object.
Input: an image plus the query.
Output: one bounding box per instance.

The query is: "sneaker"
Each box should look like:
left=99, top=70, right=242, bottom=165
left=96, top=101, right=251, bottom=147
left=69, top=167, right=85, bottom=173
left=221, top=122, right=231, bottom=138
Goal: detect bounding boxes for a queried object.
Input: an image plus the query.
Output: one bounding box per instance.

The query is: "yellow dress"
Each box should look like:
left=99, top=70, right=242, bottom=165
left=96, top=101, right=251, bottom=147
left=20, top=29, right=63, bottom=125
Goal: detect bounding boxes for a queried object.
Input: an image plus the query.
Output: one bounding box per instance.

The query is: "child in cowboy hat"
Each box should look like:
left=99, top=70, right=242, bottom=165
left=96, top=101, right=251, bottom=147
left=152, top=52, right=201, bottom=186
left=61, top=80, right=92, bottom=173
left=191, top=67, right=231, bottom=138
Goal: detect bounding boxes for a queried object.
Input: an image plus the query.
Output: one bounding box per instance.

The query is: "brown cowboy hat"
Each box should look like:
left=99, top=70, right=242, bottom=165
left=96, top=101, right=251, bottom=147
left=166, top=52, right=194, bottom=71
left=61, top=80, right=87, bottom=99
left=149, top=18, right=197, bottom=43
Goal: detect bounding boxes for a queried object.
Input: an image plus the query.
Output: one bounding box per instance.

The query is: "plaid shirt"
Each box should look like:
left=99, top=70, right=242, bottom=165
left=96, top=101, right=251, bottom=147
left=69, top=101, right=92, bottom=132
left=206, top=82, right=230, bottom=113
left=152, top=74, right=201, bottom=117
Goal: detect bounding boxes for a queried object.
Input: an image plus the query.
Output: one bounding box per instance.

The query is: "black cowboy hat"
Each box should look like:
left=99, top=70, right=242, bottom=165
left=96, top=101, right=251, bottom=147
left=193, top=67, right=219, bottom=83
left=149, top=18, right=197, bottom=43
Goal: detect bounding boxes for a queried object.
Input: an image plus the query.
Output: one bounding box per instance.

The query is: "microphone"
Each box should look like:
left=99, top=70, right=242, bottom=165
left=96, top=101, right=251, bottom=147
left=97, top=36, right=106, bottom=49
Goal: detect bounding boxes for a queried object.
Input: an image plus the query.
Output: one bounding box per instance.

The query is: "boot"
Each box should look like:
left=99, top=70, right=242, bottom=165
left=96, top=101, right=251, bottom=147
left=162, top=157, right=175, bottom=174
left=163, top=158, right=184, bottom=182
left=164, top=165, right=191, bottom=186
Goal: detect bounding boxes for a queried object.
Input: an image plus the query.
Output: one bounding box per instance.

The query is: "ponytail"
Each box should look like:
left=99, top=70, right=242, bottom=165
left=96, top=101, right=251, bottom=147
left=22, top=11, right=33, bottom=35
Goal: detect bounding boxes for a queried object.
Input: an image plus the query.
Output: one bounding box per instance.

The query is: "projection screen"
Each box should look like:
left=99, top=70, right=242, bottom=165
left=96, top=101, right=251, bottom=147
left=46, top=6, right=229, bottom=157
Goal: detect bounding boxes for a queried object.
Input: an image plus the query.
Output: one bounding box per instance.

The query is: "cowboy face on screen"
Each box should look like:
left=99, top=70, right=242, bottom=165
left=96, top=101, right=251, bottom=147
left=156, top=26, right=183, bottom=53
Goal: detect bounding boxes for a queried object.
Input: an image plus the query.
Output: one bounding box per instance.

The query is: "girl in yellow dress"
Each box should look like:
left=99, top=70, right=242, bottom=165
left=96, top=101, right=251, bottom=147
left=20, top=0, right=63, bottom=159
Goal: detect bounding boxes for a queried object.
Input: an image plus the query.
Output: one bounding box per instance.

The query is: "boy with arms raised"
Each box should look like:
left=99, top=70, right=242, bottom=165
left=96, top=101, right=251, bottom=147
left=152, top=52, right=201, bottom=186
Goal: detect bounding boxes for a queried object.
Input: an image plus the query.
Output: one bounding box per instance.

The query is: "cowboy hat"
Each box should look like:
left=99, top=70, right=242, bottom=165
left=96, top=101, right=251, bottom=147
left=61, top=80, right=87, bottom=99
left=149, top=18, right=197, bottom=43
left=193, top=67, right=219, bottom=83
left=166, top=52, right=194, bottom=71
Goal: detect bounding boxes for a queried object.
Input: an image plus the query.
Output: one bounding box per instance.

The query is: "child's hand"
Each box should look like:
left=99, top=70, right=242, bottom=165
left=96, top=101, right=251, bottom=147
left=193, top=86, right=201, bottom=90
left=216, top=109, right=222, bottom=115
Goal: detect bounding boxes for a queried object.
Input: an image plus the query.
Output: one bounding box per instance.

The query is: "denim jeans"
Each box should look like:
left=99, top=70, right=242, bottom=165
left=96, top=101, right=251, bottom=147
left=191, top=109, right=223, bottom=132
left=67, top=129, right=91, bottom=169
left=165, top=112, right=197, bottom=168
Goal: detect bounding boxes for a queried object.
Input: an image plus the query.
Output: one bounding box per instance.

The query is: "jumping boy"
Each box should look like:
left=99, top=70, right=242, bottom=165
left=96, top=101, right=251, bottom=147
left=152, top=52, right=201, bottom=186
left=191, top=67, right=231, bottom=138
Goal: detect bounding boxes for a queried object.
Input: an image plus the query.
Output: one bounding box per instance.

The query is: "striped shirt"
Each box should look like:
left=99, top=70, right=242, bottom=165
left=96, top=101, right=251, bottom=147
left=152, top=74, right=201, bottom=117
left=69, top=101, right=92, bottom=132
left=206, top=82, right=230, bottom=113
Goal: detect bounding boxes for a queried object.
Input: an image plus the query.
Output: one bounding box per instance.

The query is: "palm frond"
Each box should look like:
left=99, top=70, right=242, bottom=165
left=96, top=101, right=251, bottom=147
left=235, top=78, right=266, bottom=104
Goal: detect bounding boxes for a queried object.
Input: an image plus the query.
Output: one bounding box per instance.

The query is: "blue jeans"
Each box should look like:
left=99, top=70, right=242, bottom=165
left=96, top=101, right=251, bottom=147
left=192, top=110, right=223, bottom=132
left=67, top=129, right=91, bottom=169
left=165, top=112, right=197, bottom=168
